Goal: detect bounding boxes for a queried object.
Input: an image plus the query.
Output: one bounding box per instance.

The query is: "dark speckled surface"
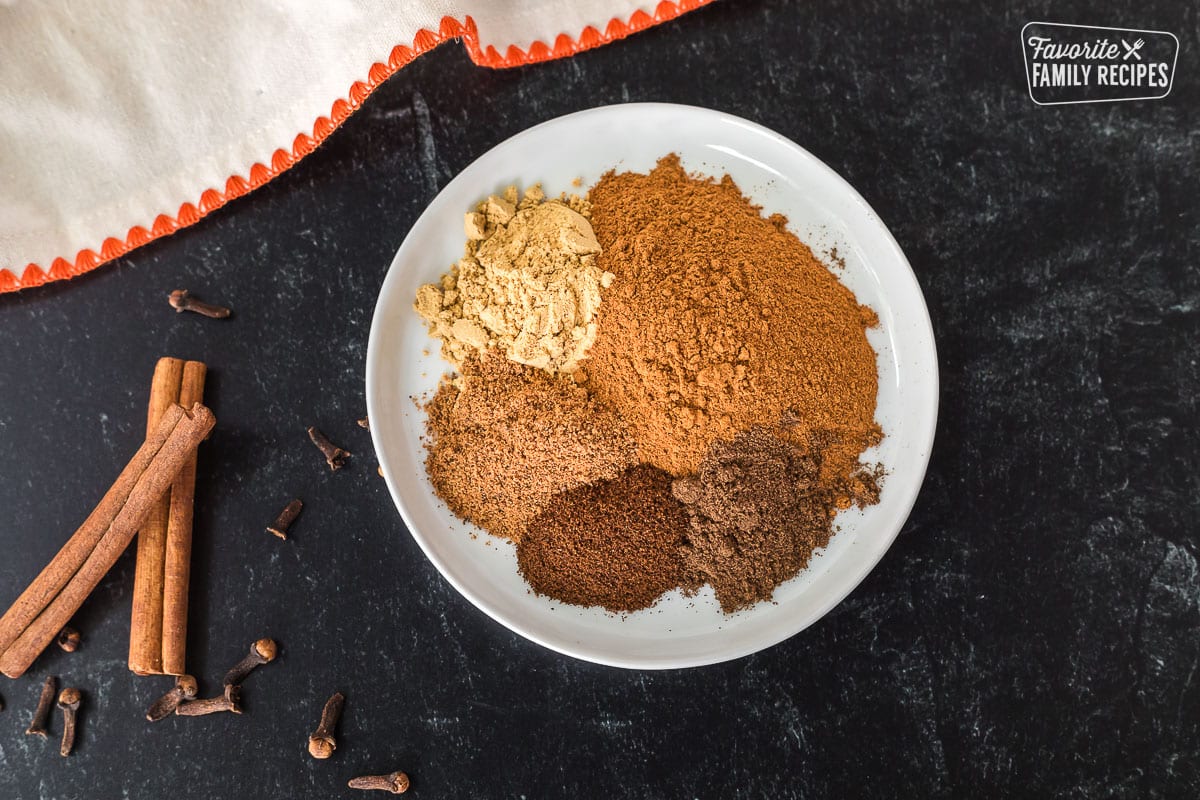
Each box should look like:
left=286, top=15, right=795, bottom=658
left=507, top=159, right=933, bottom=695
left=1, top=1, right=1198, bottom=797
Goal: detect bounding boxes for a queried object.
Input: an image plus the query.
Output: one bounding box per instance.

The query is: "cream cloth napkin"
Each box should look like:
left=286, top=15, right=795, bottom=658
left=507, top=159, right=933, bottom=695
left=0, top=0, right=707, bottom=292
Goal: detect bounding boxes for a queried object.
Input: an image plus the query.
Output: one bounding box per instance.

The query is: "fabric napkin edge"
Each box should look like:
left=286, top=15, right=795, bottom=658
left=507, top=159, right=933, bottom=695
left=0, top=1, right=713, bottom=294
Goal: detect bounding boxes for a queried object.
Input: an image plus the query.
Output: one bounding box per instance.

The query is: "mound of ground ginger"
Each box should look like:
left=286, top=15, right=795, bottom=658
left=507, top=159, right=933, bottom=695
left=414, top=185, right=613, bottom=374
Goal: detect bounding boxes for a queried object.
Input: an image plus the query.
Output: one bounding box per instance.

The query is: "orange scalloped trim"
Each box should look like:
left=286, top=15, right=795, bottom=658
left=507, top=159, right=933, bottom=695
left=1, top=2, right=712, bottom=294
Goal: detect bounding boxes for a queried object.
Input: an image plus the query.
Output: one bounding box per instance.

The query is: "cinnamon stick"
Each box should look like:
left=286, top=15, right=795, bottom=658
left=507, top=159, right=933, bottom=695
left=0, top=403, right=188, bottom=660
left=0, top=403, right=216, bottom=679
left=128, top=357, right=183, bottom=675
left=161, top=361, right=206, bottom=675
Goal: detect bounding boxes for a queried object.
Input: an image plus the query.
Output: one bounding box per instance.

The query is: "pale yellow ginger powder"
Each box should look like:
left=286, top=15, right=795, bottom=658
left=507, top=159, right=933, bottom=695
left=414, top=186, right=614, bottom=373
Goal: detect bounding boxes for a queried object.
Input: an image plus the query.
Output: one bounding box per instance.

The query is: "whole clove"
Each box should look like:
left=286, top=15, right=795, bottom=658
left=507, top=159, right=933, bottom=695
left=168, top=289, right=231, bottom=319
left=25, top=675, right=56, bottom=737
left=357, top=416, right=370, bottom=430
left=176, top=684, right=241, bottom=716
left=307, top=427, right=350, bottom=471
left=57, top=688, right=81, bottom=756
left=223, top=638, right=277, bottom=686
left=56, top=626, right=81, bottom=652
left=348, top=771, right=410, bottom=794
left=267, top=500, right=303, bottom=540
left=307, top=691, right=345, bottom=759
left=146, top=675, right=199, bottom=721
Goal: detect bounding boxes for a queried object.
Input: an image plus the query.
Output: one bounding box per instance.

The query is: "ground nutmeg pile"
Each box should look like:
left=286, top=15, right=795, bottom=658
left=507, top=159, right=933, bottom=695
left=423, top=351, right=634, bottom=541
left=417, top=154, right=883, bottom=614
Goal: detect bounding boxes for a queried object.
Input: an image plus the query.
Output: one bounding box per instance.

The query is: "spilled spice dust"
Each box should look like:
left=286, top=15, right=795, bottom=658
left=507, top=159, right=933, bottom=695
left=583, top=155, right=881, bottom=488
left=424, top=351, right=635, bottom=541
left=518, top=465, right=698, bottom=613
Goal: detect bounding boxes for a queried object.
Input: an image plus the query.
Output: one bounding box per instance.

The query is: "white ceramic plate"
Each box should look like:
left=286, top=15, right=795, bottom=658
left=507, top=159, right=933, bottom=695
left=366, top=103, right=938, bottom=669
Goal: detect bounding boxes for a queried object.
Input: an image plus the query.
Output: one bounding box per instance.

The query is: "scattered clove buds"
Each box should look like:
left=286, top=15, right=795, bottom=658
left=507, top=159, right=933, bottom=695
left=307, top=427, right=350, bottom=470
left=57, top=687, right=81, bottom=756
left=307, top=691, right=345, bottom=759
left=169, top=289, right=232, bottom=319
left=348, top=771, right=410, bottom=794
left=176, top=684, right=241, bottom=716
left=146, top=675, right=199, bottom=721
left=267, top=499, right=304, bottom=540
left=25, top=675, right=56, bottom=737
left=223, top=638, right=278, bottom=686
left=56, top=626, right=81, bottom=652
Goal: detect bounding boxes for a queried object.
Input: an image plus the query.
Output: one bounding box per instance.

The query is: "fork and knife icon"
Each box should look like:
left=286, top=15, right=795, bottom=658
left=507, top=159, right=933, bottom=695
left=1121, top=38, right=1145, bottom=60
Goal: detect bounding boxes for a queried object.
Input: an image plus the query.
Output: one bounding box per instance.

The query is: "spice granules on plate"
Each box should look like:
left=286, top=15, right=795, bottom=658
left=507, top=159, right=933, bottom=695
left=673, top=425, right=882, bottom=612
left=518, top=465, right=698, bottom=613
left=418, top=154, right=883, bottom=614
left=414, top=185, right=613, bottom=374
left=423, top=351, right=635, bottom=541
left=582, top=154, right=880, bottom=489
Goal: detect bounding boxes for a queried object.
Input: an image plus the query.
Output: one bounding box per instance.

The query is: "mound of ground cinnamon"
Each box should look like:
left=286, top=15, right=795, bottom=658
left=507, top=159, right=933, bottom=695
left=583, top=155, right=881, bottom=486
left=424, top=350, right=635, bottom=540
left=518, top=465, right=698, bottom=612
left=673, top=426, right=882, bottom=613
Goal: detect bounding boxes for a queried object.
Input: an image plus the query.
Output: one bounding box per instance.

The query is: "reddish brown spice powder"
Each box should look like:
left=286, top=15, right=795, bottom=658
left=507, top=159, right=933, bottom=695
left=517, top=465, right=698, bottom=613
left=583, top=154, right=881, bottom=491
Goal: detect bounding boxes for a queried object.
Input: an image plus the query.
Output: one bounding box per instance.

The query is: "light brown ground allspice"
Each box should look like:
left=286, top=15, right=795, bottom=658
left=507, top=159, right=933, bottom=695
left=424, top=350, right=636, bottom=541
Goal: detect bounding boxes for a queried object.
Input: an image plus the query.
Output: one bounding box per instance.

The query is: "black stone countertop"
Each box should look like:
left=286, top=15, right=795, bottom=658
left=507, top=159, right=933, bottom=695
left=0, top=1, right=1197, bottom=797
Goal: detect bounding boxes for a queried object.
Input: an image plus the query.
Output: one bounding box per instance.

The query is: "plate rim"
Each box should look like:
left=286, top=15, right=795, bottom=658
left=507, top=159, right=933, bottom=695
left=366, top=102, right=940, bottom=669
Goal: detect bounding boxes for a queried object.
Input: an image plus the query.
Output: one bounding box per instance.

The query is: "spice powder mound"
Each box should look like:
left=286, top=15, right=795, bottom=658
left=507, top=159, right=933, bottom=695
left=583, top=154, right=881, bottom=488
left=414, top=185, right=613, bottom=374
left=518, top=465, right=699, bottom=613
left=672, top=425, right=883, bottom=613
left=423, top=350, right=636, bottom=541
